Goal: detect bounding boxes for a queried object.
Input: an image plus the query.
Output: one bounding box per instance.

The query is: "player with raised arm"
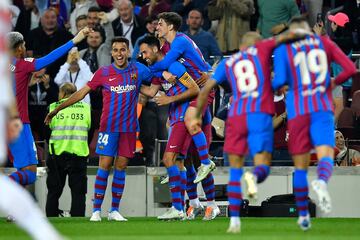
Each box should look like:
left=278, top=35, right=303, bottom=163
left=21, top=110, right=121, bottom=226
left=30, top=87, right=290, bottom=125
left=190, top=30, right=307, bottom=233
left=0, top=2, right=64, bottom=239
left=45, top=37, right=153, bottom=222
left=7, top=26, right=90, bottom=187
left=151, top=12, right=216, bottom=182
left=272, top=16, right=356, bottom=231
left=139, top=35, right=200, bottom=220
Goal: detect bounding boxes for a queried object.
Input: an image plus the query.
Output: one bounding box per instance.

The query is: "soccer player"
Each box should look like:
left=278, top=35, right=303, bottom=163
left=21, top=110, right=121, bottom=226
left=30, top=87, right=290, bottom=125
left=151, top=12, right=215, bottom=182
left=0, top=2, right=63, bottom=239
left=190, top=30, right=306, bottom=233
left=272, top=16, right=356, bottom=231
left=45, top=37, right=153, bottom=222
left=7, top=27, right=90, bottom=187
left=139, top=35, right=200, bottom=219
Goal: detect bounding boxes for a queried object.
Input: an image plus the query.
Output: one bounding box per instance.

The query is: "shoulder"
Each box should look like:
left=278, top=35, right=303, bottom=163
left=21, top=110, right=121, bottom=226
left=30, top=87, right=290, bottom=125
left=169, top=61, right=186, bottom=76
left=134, top=62, right=149, bottom=71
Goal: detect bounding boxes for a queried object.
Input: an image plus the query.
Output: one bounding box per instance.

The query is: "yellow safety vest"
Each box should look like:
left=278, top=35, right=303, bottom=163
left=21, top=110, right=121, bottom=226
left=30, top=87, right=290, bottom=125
left=49, top=99, right=91, bottom=156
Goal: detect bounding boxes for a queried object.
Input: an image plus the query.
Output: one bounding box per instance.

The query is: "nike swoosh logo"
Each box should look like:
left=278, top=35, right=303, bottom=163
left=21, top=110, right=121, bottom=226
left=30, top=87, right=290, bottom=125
left=169, top=145, right=177, bottom=149
left=109, top=78, right=116, bottom=81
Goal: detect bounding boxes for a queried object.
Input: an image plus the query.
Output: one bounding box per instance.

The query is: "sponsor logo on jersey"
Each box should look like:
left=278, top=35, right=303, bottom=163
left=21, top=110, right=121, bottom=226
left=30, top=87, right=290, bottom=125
left=110, top=84, right=137, bottom=94
left=24, top=57, right=35, bottom=62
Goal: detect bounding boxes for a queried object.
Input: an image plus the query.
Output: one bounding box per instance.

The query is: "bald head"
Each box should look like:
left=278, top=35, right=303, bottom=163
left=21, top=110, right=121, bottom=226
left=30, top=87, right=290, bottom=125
left=288, top=16, right=311, bottom=32
left=240, top=32, right=262, bottom=49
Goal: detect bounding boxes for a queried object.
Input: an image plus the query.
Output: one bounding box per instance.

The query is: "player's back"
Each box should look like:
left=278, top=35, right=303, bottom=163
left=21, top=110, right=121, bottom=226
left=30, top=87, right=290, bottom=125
left=274, top=35, right=333, bottom=119
left=223, top=41, right=275, bottom=117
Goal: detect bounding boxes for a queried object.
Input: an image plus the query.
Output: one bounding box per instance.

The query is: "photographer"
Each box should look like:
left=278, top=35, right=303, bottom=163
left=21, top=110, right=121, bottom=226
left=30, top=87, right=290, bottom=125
left=54, top=47, right=92, bottom=105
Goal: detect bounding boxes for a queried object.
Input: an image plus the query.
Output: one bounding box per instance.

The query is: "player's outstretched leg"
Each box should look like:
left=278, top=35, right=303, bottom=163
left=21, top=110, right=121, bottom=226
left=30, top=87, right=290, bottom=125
left=312, top=156, right=333, bottom=214
left=108, top=169, right=127, bottom=221
left=158, top=165, right=184, bottom=220
left=90, top=168, right=109, bottom=221
left=186, top=164, right=203, bottom=220
left=0, top=175, right=64, bottom=240
left=227, top=168, right=243, bottom=233
left=201, top=173, right=220, bottom=220
left=294, top=169, right=311, bottom=231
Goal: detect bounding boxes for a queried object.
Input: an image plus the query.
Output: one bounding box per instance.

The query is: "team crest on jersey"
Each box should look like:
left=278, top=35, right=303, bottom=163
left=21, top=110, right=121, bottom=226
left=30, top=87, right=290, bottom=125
left=24, top=58, right=34, bottom=62
left=131, top=73, right=137, bottom=80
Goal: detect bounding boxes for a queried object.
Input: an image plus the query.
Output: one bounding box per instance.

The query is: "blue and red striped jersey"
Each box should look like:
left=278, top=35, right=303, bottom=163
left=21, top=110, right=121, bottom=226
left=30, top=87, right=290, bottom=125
left=212, top=38, right=276, bottom=117
left=87, top=62, right=152, bottom=132
left=273, top=35, right=356, bottom=120
left=10, top=58, right=36, bottom=123
left=152, top=61, right=190, bottom=126
left=150, top=32, right=211, bottom=80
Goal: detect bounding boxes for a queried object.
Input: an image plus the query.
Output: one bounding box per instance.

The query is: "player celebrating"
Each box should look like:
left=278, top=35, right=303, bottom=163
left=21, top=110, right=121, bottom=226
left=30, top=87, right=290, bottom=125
left=139, top=35, right=200, bottom=219
left=45, top=37, right=153, bottom=222
left=272, top=16, right=356, bottom=231
left=7, top=27, right=90, bottom=187
left=151, top=12, right=215, bottom=182
left=190, top=30, right=307, bottom=232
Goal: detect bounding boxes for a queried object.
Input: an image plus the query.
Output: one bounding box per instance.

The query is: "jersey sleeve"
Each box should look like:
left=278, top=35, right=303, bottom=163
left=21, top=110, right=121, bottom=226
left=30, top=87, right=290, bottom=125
left=168, top=61, right=186, bottom=79
left=257, top=38, right=277, bottom=58
left=87, top=68, right=103, bottom=90
left=272, top=45, right=289, bottom=90
left=149, top=37, right=185, bottom=72
left=22, top=58, right=36, bottom=73
left=321, top=36, right=357, bottom=85
left=212, top=59, right=227, bottom=84
left=136, top=62, right=153, bottom=83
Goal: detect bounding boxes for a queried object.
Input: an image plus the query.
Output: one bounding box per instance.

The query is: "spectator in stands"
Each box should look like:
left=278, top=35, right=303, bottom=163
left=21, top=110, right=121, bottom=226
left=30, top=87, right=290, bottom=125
left=87, top=6, right=101, bottom=29
left=172, top=0, right=211, bottom=31
left=28, top=68, right=58, bottom=143
left=54, top=47, right=92, bottom=105
left=335, top=130, right=360, bottom=166
left=70, top=0, right=98, bottom=35
left=272, top=92, right=292, bottom=166
left=139, top=0, right=170, bottom=19
left=303, top=0, right=323, bottom=26
left=208, top=0, right=254, bottom=54
left=10, top=1, right=20, bottom=29
left=132, top=15, right=158, bottom=60
left=256, top=0, right=299, bottom=38
left=75, top=15, right=89, bottom=50
left=46, top=83, right=90, bottom=217
left=96, top=0, right=113, bottom=12
left=184, top=9, right=222, bottom=64
left=333, top=85, right=344, bottom=125
left=26, top=8, right=73, bottom=78
left=111, top=0, right=146, bottom=53
left=14, top=0, right=40, bottom=41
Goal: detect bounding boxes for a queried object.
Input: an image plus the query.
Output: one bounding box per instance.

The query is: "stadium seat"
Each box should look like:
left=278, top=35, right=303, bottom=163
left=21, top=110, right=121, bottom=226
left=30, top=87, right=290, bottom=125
left=337, top=107, right=354, bottom=128
left=351, top=71, right=360, bottom=98
left=351, top=90, right=360, bottom=116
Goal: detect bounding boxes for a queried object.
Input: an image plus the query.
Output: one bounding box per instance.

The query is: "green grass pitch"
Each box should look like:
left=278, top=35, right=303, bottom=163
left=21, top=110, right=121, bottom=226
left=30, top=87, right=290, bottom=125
left=1, top=217, right=360, bottom=240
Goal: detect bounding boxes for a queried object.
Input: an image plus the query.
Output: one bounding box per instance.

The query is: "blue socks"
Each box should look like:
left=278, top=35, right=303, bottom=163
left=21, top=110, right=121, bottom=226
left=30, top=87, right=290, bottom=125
left=317, top=157, right=334, bottom=183
left=111, top=169, right=125, bottom=212
left=167, top=165, right=182, bottom=211
left=93, top=168, right=109, bottom=212
left=9, top=170, right=36, bottom=186
left=293, top=169, right=309, bottom=217
left=192, top=132, right=210, bottom=165
left=227, top=168, right=243, bottom=217
left=253, top=164, right=270, bottom=183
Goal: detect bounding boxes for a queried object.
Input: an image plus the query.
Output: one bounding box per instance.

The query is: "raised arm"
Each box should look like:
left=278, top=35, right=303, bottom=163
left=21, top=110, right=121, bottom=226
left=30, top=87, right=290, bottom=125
left=44, top=85, right=92, bottom=124
left=150, top=39, right=183, bottom=72
left=35, top=27, right=91, bottom=71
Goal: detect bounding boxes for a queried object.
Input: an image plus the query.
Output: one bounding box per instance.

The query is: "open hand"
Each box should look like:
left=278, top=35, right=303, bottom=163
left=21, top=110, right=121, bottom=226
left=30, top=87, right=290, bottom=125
left=154, top=92, right=172, bottom=106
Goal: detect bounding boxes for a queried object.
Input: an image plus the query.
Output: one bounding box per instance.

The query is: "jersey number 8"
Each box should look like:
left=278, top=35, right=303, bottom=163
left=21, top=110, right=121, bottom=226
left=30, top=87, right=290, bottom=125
left=234, top=60, right=258, bottom=93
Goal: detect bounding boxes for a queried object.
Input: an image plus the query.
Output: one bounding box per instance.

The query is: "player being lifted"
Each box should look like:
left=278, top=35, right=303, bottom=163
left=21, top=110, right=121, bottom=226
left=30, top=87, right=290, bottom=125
left=151, top=12, right=216, bottom=182
left=272, top=16, right=356, bottom=231
left=8, top=27, right=90, bottom=187
left=139, top=35, right=200, bottom=220
left=190, top=29, right=307, bottom=233
left=45, top=37, right=153, bottom=222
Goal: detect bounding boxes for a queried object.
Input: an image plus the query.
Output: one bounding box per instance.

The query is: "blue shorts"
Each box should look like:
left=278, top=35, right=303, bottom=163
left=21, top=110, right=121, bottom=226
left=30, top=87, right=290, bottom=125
left=95, top=131, right=136, bottom=158
left=8, top=124, right=38, bottom=169
left=288, top=111, right=335, bottom=154
left=224, top=113, right=273, bottom=157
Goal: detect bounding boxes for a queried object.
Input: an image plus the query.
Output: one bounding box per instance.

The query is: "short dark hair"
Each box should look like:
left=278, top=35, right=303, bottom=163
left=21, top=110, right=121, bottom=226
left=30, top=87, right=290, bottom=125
left=75, top=14, right=87, bottom=24
left=88, top=6, right=101, bottom=13
left=111, top=37, right=129, bottom=48
left=188, top=9, right=203, bottom=19
left=92, top=25, right=105, bottom=39
left=145, top=15, right=158, bottom=25
left=157, top=12, right=182, bottom=31
left=138, top=36, right=160, bottom=49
